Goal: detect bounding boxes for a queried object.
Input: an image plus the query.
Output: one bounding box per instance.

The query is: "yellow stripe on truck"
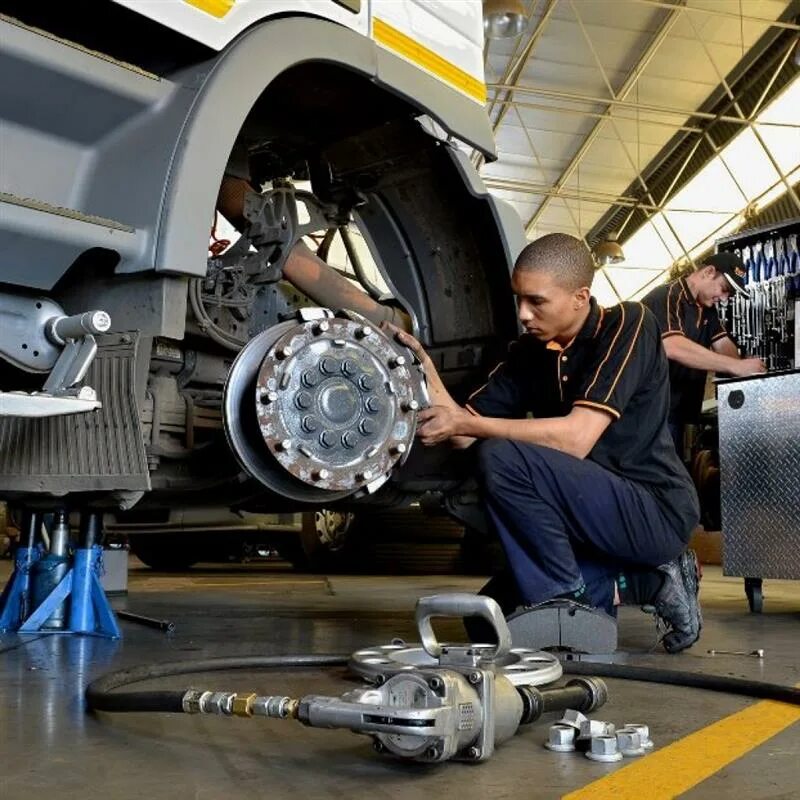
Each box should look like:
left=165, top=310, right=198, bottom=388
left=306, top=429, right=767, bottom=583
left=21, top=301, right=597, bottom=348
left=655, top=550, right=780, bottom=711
left=184, top=0, right=234, bottom=19
left=372, top=17, right=486, bottom=104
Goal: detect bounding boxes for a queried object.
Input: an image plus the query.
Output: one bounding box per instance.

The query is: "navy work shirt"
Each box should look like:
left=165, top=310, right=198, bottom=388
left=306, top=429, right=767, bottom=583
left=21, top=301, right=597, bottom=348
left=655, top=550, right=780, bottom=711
left=466, top=299, right=699, bottom=540
left=641, top=277, right=729, bottom=424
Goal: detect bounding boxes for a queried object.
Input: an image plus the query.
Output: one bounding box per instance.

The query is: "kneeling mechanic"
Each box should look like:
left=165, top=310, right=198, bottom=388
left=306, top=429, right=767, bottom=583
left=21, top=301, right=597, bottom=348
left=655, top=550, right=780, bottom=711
left=386, top=233, right=702, bottom=653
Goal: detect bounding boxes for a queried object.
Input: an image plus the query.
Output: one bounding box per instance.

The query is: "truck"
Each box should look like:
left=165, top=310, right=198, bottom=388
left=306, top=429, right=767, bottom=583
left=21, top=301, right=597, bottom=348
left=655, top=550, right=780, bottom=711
left=0, top=0, right=524, bottom=568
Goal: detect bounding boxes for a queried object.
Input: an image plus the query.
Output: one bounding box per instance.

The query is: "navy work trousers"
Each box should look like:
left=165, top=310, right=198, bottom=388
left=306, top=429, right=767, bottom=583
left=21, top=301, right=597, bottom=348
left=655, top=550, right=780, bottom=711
left=477, top=439, right=687, bottom=614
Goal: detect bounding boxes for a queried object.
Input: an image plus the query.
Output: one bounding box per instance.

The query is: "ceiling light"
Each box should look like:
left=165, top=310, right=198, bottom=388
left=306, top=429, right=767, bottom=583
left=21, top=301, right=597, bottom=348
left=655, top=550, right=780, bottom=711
left=483, top=0, right=527, bottom=40
left=594, top=234, right=625, bottom=266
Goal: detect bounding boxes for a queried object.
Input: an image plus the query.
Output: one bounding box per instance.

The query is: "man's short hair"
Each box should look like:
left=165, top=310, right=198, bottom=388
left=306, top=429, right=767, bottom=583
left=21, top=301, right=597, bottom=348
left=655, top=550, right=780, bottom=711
left=514, top=233, right=595, bottom=291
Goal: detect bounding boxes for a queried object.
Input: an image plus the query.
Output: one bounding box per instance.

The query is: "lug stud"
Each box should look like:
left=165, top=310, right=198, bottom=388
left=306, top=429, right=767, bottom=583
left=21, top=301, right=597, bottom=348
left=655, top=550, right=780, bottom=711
left=276, top=439, right=292, bottom=452
left=355, top=325, right=373, bottom=339
left=402, top=399, right=420, bottom=412
left=390, top=443, right=408, bottom=456
left=312, top=468, right=331, bottom=481
left=312, top=321, right=330, bottom=335
left=389, top=355, right=407, bottom=369
left=276, top=346, right=293, bottom=360
left=356, top=469, right=374, bottom=483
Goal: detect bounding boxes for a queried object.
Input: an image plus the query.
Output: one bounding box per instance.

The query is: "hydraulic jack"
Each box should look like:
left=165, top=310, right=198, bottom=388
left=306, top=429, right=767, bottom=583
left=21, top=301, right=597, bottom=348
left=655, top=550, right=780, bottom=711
left=0, top=509, right=120, bottom=638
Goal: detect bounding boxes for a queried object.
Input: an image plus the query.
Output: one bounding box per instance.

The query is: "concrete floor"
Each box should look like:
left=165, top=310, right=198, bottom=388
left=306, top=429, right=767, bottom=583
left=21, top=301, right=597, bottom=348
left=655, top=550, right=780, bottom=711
left=1, top=558, right=798, bottom=799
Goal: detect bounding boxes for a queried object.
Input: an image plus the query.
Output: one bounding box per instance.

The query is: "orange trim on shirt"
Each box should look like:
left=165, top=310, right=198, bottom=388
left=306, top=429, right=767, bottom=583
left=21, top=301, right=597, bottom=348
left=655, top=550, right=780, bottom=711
left=585, top=303, right=626, bottom=397
left=573, top=399, right=621, bottom=420
left=711, top=331, right=730, bottom=342
left=662, top=330, right=686, bottom=340
left=603, top=303, right=646, bottom=403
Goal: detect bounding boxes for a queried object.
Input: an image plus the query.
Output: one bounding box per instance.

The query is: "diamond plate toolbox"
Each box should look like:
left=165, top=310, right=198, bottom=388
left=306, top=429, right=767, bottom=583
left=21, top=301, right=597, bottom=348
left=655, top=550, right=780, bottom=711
left=718, top=370, right=800, bottom=579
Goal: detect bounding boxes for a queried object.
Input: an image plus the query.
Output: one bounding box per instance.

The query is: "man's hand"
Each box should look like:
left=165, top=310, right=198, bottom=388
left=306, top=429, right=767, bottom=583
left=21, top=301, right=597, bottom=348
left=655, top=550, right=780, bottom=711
left=416, top=405, right=473, bottom=446
left=733, top=357, right=767, bottom=377
left=380, top=321, right=430, bottom=366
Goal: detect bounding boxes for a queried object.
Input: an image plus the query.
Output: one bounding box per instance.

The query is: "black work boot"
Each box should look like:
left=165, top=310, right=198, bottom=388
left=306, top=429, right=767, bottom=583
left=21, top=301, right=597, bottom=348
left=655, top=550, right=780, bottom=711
left=653, top=549, right=702, bottom=654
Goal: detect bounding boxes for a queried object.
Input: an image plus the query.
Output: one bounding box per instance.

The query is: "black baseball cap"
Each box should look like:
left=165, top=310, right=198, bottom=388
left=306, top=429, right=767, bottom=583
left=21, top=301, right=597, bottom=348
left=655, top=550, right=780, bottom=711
left=704, top=252, right=750, bottom=299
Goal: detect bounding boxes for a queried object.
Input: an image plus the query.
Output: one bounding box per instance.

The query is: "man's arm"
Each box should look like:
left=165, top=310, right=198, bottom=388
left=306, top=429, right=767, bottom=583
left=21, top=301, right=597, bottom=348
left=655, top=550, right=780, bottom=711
left=711, top=335, right=740, bottom=359
left=663, top=334, right=765, bottom=376
left=381, top=323, right=477, bottom=448
left=416, top=405, right=611, bottom=459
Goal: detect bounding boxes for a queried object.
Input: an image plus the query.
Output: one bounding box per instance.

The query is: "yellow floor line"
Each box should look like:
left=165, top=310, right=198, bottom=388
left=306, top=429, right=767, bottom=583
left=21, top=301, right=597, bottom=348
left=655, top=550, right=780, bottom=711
left=563, top=698, right=800, bottom=800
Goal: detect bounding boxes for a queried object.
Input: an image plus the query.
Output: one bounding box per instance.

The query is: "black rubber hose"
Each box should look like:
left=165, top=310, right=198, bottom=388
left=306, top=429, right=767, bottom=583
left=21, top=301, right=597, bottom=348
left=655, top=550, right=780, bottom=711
left=86, top=654, right=348, bottom=714
left=563, top=660, right=800, bottom=706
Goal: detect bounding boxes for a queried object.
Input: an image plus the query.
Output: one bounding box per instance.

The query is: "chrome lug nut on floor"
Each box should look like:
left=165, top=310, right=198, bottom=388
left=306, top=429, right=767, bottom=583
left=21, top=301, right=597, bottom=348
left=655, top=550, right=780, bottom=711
left=624, top=722, right=654, bottom=750
left=585, top=735, right=623, bottom=763
left=616, top=728, right=646, bottom=757
left=544, top=724, right=576, bottom=752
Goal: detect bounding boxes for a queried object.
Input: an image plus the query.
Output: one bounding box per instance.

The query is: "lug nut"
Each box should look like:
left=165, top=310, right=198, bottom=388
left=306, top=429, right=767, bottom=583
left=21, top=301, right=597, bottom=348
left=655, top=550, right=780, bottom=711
left=355, top=325, right=373, bottom=339
left=301, top=370, right=319, bottom=388
left=319, top=431, right=335, bottom=449
left=276, top=345, right=293, bottom=360
left=320, top=357, right=337, bottom=375
left=544, top=724, right=576, bottom=753
left=260, top=390, right=278, bottom=405
left=359, top=418, right=377, bottom=436
left=301, top=416, right=318, bottom=433
left=295, top=391, right=313, bottom=410
left=341, top=359, right=357, bottom=376
left=341, top=431, right=357, bottom=449
left=389, top=355, right=407, bottom=369
left=578, top=720, right=615, bottom=741
left=616, top=728, right=645, bottom=757
left=585, top=735, right=622, bottom=763
left=358, top=374, right=375, bottom=391
left=312, top=320, right=330, bottom=335
left=276, top=439, right=293, bottom=452
left=558, top=709, right=589, bottom=731
left=312, top=468, right=331, bottom=481
left=624, top=723, right=654, bottom=750
left=390, top=442, right=407, bottom=456
left=364, top=397, right=381, bottom=414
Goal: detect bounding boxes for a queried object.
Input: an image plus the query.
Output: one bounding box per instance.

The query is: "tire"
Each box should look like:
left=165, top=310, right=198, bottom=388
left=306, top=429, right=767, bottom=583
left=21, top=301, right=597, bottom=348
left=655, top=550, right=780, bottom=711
left=288, top=509, right=359, bottom=573
left=128, top=534, right=199, bottom=571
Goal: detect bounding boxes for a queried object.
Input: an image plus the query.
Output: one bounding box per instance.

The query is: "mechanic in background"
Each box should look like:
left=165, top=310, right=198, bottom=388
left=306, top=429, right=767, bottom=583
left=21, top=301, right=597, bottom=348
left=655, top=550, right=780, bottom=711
left=641, top=253, right=765, bottom=453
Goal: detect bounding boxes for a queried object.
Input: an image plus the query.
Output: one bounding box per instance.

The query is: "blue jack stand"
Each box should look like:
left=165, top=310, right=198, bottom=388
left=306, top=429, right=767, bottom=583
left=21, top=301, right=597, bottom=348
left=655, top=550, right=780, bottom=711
left=0, top=510, right=120, bottom=638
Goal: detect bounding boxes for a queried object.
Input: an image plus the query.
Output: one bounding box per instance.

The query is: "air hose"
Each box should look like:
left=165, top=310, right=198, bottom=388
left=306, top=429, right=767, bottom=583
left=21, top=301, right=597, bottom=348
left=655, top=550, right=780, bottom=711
left=86, top=654, right=348, bottom=714
left=562, top=660, right=800, bottom=705
left=85, top=653, right=800, bottom=715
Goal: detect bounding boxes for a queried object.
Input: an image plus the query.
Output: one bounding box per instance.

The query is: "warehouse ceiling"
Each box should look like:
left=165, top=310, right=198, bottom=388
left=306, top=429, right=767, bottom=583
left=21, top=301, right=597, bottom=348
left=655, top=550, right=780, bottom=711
left=477, top=0, right=800, bottom=304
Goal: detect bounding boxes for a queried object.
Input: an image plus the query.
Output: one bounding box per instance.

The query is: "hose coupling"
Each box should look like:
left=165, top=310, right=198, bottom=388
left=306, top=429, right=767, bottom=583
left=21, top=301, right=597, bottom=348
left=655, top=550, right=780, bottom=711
left=181, top=690, right=236, bottom=715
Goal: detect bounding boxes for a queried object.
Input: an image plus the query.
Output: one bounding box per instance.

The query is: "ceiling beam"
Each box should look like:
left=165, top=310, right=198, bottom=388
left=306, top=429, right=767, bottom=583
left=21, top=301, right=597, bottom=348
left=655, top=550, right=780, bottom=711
left=485, top=83, right=797, bottom=128
left=626, top=0, right=800, bottom=31
left=524, top=0, right=686, bottom=235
